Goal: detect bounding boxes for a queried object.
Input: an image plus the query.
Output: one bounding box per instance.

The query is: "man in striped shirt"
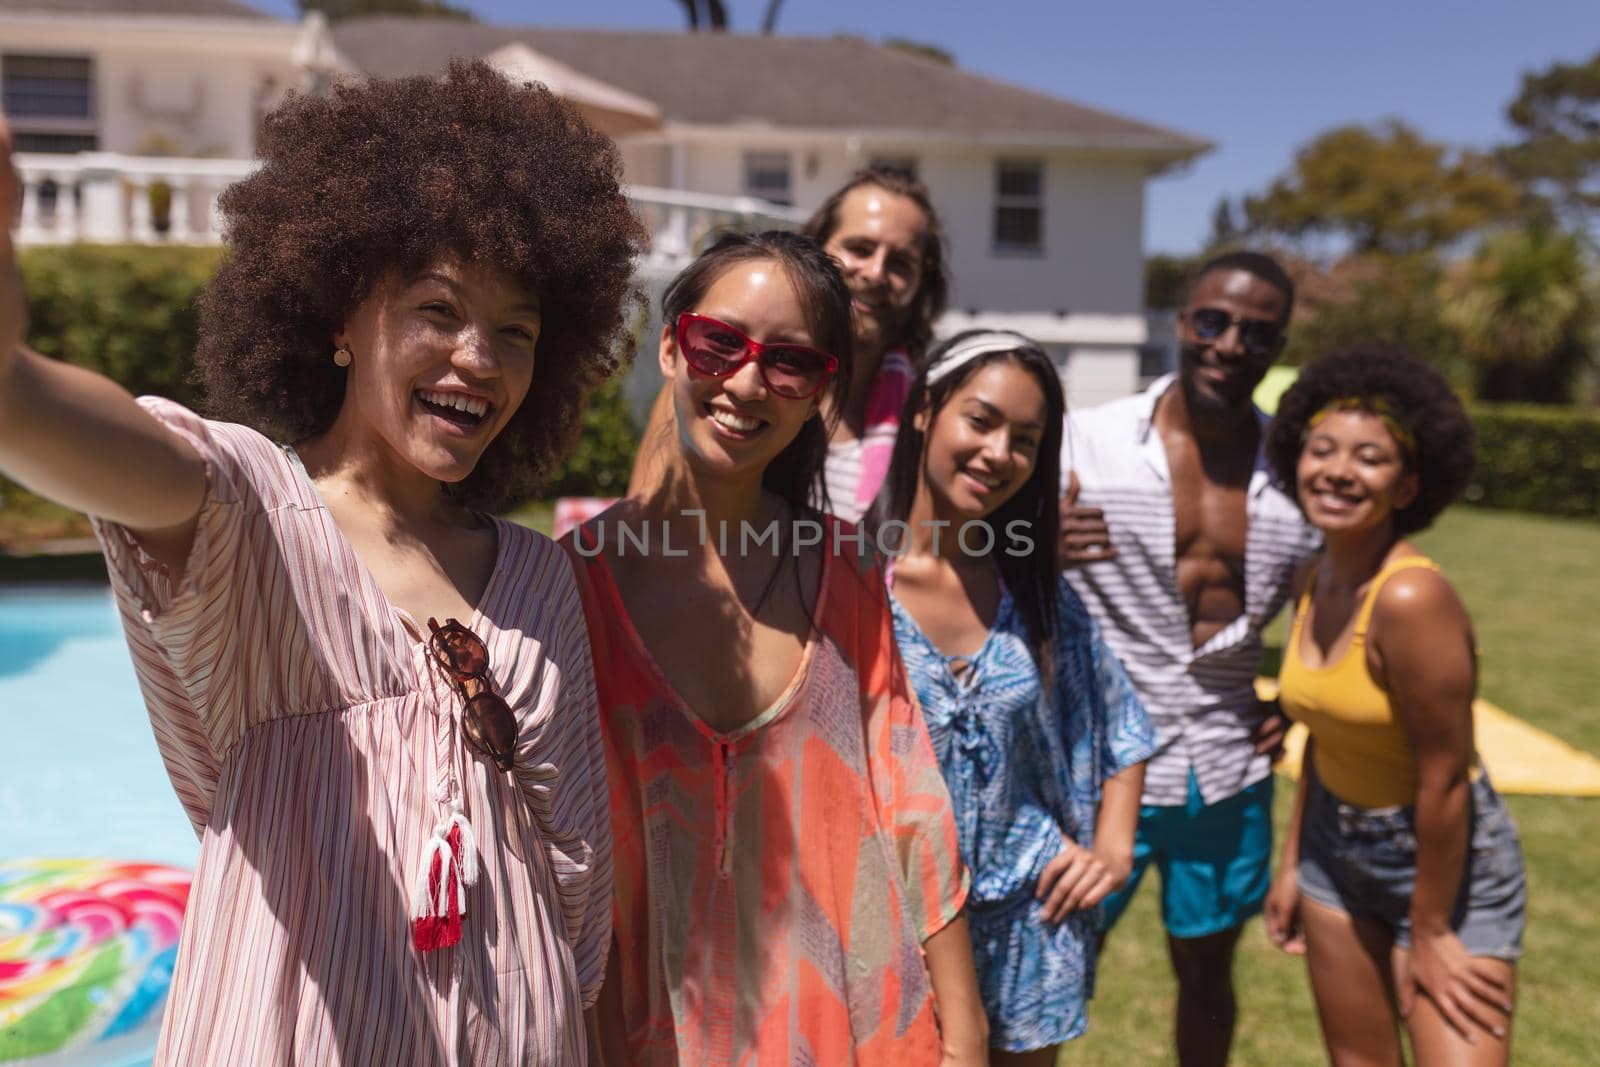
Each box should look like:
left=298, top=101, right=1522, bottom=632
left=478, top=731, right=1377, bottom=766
left=1059, top=251, right=1319, bottom=1067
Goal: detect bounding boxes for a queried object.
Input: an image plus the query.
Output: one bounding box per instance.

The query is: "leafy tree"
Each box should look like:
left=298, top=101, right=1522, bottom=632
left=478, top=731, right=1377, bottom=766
left=1282, top=254, right=1462, bottom=379
left=298, top=0, right=472, bottom=20
left=1243, top=121, right=1520, bottom=257
left=1144, top=253, right=1199, bottom=310
left=1499, top=50, right=1600, bottom=235
left=1207, top=197, right=1240, bottom=251
left=1441, top=225, right=1595, bottom=403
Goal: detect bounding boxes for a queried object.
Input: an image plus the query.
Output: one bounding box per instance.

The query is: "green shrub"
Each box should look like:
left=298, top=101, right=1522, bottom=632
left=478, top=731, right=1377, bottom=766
left=1466, top=404, right=1600, bottom=520
left=3, top=245, right=221, bottom=546
left=545, top=377, right=639, bottom=498
left=18, top=244, right=220, bottom=405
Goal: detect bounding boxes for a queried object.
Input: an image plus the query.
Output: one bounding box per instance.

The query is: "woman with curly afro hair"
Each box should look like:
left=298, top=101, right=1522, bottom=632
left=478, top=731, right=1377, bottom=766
left=1261, top=346, right=1526, bottom=1067
left=0, top=61, right=646, bottom=1064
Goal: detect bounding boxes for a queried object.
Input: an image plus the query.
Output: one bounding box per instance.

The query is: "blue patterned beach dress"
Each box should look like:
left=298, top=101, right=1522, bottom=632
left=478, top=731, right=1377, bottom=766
left=890, top=575, right=1155, bottom=1051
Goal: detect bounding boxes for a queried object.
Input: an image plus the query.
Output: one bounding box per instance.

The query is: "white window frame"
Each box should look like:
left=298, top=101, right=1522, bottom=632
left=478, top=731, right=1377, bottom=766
left=993, top=158, right=1044, bottom=254
left=1, top=53, right=97, bottom=153
left=742, top=150, right=793, bottom=206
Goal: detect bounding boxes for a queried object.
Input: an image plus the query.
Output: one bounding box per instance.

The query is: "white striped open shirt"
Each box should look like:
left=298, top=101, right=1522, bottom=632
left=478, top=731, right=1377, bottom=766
left=1061, top=376, right=1320, bottom=806
left=91, top=397, right=610, bottom=1065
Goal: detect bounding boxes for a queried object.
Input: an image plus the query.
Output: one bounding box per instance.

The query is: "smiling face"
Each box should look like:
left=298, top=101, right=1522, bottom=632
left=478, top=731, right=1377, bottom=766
left=332, top=255, right=540, bottom=487
left=660, top=258, right=823, bottom=483
left=820, top=185, right=929, bottom=358
left=1296, top=409, right=1419, bottom=536
left=916, top=357, right=1049, bottom=523
left=1176, top=268, right=1289, bottom=412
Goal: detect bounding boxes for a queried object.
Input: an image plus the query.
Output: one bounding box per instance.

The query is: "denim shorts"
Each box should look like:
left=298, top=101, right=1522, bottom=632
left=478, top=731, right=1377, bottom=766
left=1297, top=771, right=1526, bottom=959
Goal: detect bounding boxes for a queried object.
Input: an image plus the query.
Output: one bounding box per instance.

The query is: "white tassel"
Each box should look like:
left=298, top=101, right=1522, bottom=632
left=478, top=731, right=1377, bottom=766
left=409, top=803, right=479, bottom=923
left=446, top=806, right=479, bottom=890
left=410, top=831, right=450, bottom=922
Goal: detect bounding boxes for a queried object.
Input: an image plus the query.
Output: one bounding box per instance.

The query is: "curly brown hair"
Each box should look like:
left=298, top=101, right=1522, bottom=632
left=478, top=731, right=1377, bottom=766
left=1267, top=344, right=1476, bottom=535
left=196, top=60, right=648, bottom=511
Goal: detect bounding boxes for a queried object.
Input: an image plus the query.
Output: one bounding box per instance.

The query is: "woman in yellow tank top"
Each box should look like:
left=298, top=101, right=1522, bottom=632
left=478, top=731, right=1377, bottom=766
left=1260, top=347, right=1525, bottom=1067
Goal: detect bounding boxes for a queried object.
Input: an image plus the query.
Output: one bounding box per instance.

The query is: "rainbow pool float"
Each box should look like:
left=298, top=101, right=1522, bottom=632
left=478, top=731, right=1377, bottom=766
left=0, top=860, right=190, bottom=1065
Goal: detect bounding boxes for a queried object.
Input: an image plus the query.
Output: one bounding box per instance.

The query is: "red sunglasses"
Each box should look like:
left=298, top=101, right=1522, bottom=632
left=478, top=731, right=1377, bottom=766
left=675, top=312, right=839, bottom=400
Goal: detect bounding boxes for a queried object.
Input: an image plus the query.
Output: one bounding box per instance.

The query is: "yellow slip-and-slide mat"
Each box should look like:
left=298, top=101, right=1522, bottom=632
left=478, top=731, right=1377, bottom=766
left=1256, top=678, right=1600, bottom=798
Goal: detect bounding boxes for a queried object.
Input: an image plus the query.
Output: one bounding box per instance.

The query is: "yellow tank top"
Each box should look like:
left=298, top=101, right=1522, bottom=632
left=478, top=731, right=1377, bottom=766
left=1279, top=555, right=1450, bottom=809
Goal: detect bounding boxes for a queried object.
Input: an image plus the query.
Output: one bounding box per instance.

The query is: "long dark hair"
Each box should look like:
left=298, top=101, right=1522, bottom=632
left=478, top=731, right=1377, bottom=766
left=862, top=329, right=1065, bottom=670
left=803, top=165, right=949, bottom=362
left=660, top=230, right=855, bottom=518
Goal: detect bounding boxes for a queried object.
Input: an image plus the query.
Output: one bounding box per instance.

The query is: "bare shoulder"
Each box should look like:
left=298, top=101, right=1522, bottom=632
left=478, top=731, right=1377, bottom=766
left=1372, top=561, right=1467, bottom=627
left=1368, top=558, right=1476, bottom=687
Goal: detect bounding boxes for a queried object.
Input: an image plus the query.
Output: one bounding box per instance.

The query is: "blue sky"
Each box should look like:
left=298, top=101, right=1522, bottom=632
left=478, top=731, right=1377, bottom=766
left=256, top=0, right=1598, bottom=253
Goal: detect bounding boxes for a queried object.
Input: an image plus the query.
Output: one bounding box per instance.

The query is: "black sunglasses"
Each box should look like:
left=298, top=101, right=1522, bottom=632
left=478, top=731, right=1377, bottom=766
left=1185, top=307, right=1283, bottom=357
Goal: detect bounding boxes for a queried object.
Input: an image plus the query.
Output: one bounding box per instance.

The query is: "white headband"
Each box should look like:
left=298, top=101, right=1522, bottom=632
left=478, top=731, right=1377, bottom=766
left=923, top=330, right=1037, bottom=387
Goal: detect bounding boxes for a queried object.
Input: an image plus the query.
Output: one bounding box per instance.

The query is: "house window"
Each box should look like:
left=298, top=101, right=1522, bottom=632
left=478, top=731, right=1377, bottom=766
left=743, top=151, right=792, bottom=205
left=869, top=155, right=918, bottom=180
left=2, top=54, right=97, bottom=153
left=994, top=159, right=1043, bottom=252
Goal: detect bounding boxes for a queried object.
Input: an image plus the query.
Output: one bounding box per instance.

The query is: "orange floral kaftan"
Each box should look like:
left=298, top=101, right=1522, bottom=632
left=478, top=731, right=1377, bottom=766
left=562, top=520, right=969, bottom=1065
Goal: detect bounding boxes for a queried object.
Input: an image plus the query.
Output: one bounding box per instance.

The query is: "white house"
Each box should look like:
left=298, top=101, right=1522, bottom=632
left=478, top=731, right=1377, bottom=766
left=0, top=0, right=314, bottom=157
left=328, top=19, right=1209, bottom=408
left=2, top=0, right=1210, bottom=411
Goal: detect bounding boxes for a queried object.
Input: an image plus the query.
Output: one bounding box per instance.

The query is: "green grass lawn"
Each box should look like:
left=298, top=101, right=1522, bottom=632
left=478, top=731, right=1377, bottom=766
left=1072, top=507, right=1600, bottom=1065
left=505, top=499, right=556, bottom=538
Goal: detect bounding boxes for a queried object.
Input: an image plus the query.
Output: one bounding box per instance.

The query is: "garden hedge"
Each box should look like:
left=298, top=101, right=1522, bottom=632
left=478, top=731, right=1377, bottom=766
left=1465, top=403, right=1600, bottom=520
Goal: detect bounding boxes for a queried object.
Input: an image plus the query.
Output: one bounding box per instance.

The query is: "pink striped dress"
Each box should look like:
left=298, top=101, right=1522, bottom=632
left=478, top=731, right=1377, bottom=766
left=89, top=397, right=611, bottom=1065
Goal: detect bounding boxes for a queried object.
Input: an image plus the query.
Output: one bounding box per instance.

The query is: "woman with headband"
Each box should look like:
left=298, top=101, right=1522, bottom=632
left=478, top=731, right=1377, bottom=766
left=862, top=330, right=1154, bottom=1064
left=1262, top=347, right=1525, bottom=1066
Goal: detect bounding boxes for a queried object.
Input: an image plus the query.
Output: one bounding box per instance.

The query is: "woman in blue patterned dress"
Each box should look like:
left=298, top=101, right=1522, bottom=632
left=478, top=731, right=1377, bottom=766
left=862, top=330, right=1155, bottom=1063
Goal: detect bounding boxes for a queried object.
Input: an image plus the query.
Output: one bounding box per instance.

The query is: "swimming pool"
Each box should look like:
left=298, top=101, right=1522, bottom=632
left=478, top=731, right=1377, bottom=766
left=1, top=584, right=195, bottom=1067
left=0, top=586, right=197, bottom=869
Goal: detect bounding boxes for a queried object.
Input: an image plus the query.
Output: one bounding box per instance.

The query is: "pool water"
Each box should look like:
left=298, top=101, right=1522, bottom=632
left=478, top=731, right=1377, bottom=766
left=1, top=584, right=195, bottom=1067
left=0, top=586, right=197, bottom=869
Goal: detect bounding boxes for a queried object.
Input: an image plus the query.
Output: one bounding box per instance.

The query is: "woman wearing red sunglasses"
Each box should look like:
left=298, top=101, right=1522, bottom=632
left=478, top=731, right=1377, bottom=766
left=561, top=231, right=987, bottom=1066
left=0, top=64, right=642, bottom=1064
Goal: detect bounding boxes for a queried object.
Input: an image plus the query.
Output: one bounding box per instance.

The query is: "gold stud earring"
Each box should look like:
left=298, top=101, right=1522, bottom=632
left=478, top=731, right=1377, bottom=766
left=333, top=343, right=352, bottom=368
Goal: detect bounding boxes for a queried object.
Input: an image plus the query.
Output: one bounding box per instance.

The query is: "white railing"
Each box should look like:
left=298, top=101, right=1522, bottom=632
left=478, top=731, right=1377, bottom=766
left=13, top=153, right=807, bottom=268
left=625, top=184, right=808, bottom=268
left=14, top=153, right=256, bottom=246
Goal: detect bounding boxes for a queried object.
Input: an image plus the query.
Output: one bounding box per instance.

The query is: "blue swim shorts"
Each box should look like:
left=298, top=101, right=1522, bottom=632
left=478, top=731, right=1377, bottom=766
left=1100, top=770, right=1274, bottom=940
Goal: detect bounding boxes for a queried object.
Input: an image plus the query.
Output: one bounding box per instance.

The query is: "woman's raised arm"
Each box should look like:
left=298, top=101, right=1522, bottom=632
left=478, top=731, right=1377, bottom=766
left=0, top=114, right=205, bottom=565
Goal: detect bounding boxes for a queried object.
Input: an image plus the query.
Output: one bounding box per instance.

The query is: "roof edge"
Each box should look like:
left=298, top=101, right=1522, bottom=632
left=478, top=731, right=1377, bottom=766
left=0, top=10, right=290, bottom=30
left=651, top=121, right=1212, bottom=160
